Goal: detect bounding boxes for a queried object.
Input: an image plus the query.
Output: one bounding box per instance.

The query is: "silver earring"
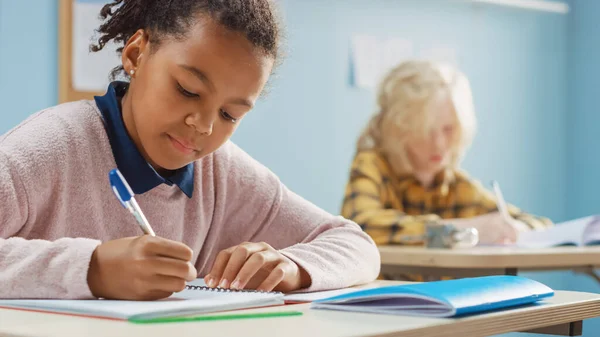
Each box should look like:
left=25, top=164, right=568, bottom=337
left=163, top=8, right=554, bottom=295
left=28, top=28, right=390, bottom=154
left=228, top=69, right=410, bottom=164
left=130, top=69, right=135, bottom=76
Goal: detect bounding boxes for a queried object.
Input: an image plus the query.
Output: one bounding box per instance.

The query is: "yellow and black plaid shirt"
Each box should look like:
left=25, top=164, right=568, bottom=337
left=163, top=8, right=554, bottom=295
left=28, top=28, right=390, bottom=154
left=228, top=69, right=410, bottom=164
left=341, top=150, right=552, bottom=246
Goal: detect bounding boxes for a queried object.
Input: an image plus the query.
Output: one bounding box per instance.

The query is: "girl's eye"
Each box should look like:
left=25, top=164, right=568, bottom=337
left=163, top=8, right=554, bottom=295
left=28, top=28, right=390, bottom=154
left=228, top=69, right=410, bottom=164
left=220, top=109, right=238, bottom=123
left=177, top=83, right=199, bottom=98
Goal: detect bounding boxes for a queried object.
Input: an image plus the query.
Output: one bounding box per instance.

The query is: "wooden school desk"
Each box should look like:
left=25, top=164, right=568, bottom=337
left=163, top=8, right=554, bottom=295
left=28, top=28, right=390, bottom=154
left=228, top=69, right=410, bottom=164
left=378, top=245, right=600, bottom=281
left=1, top=283, right=600, bottom=337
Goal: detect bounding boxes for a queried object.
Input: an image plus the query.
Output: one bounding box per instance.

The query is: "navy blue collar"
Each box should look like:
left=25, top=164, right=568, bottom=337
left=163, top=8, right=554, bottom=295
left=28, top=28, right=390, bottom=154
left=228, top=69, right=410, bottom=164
left=95, top=81, right=194, bottom=198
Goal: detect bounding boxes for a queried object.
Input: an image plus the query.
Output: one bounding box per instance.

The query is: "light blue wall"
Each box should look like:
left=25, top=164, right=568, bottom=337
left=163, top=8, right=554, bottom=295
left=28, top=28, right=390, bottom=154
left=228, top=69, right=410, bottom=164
left=0, top=0, right=58, bottom=133
left=233, top=0, right=568, bottom=223
left=0, top=0, right=568, bottom=223
left=563, top=0, right=600, bottom=335
left=567, top=1, right=600, bottom=221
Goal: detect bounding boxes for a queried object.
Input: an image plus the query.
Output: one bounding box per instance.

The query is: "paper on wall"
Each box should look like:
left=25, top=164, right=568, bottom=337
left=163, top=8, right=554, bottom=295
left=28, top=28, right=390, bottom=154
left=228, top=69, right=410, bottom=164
left=72, top=1, right=121, bottom=92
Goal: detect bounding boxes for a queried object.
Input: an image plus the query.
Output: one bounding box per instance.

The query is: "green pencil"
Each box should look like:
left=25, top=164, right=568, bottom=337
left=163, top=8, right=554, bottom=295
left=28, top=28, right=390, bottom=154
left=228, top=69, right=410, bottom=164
left=129, top=310, right=303, bottom=324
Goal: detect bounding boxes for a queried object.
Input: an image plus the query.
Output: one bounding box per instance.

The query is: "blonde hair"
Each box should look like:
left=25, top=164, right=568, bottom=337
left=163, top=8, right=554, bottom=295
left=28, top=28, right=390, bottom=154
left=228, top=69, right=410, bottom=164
left=357, top=60, right=477, bottom=176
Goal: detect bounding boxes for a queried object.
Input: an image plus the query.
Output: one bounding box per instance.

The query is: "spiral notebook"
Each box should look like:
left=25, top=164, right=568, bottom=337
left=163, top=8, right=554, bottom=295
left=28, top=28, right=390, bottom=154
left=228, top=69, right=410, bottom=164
left=0, top=279, right=284, bottom=321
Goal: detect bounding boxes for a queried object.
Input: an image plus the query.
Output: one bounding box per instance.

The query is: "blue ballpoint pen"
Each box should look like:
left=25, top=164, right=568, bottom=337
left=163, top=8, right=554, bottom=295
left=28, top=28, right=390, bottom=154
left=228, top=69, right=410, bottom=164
left=109, top=168, right=156, bottom=236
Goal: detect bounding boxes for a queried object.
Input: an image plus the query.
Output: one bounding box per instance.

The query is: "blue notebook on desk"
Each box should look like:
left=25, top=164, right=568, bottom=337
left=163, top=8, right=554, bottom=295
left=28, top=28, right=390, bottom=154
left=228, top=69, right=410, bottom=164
left=311, top=276, right=553, bottom=318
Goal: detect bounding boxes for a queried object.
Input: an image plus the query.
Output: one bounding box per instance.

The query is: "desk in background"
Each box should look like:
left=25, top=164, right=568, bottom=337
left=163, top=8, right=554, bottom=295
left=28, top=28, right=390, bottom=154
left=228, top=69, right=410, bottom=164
left=379, top=245, right=600, bottom=282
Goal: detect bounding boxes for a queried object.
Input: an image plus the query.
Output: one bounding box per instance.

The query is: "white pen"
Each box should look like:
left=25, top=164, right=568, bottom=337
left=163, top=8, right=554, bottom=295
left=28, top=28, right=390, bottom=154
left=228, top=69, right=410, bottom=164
left=491, top=180, right=516, bottom=225
left=109, top=168, right=156, bottom=236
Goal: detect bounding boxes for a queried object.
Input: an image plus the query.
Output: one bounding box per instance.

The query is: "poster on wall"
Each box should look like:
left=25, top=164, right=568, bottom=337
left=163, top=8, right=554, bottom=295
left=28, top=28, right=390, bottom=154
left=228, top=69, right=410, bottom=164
left=350, top=34, right=459, bottom=90
left=351, top=35, right=414, bottom=89
left=72, top=0, right=121, bottom=92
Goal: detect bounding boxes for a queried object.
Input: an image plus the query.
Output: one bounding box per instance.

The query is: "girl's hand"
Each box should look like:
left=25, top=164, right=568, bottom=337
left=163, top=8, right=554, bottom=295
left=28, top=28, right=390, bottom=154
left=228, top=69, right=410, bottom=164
left=87, top=235, right=197, bottom=300
left=450, top=212, right=523, bottom=245
left=204, top=242, right=311, bottom=292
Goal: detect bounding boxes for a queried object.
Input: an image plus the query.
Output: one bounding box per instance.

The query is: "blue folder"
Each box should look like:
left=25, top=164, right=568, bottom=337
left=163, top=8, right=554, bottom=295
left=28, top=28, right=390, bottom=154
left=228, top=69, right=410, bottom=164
left=311, top=275, right=554, bottom=317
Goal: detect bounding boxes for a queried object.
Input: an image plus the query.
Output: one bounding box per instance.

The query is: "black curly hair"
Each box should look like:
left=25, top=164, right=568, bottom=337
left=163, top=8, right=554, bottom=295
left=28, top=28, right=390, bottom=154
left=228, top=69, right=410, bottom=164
left=90, top=0, right=282, bottom=79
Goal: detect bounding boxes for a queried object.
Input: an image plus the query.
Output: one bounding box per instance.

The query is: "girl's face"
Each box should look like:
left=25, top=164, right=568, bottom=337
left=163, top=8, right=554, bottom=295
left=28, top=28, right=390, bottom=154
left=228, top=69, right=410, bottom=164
left=405, top=91, right=458, bottom=175
left=121, top=16, right=274, bottom=173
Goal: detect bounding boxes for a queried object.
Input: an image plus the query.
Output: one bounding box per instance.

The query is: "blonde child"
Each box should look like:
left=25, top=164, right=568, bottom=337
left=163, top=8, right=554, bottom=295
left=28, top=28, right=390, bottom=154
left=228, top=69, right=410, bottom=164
left=342, top=60, right=552, bottom=247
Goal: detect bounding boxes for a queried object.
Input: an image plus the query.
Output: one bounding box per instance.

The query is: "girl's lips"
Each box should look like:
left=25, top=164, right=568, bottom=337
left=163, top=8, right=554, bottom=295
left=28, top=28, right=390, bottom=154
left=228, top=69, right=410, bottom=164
left=168, top=134, right=196, bottom=155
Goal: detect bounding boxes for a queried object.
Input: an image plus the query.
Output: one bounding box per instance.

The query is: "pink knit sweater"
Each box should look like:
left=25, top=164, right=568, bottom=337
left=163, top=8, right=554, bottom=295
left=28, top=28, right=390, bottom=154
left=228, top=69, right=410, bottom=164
left=0, top=100, right=380, bottom=299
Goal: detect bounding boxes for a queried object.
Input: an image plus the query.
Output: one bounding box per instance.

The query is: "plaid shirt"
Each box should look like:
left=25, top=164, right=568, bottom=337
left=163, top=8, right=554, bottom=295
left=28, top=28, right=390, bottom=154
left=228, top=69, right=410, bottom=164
left=341, top=150, right=552, bottom=246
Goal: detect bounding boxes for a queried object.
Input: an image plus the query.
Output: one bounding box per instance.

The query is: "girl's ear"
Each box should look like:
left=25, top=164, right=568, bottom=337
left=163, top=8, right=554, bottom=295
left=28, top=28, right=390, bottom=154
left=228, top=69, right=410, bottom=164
left=122, top=29, right=150, bottom=77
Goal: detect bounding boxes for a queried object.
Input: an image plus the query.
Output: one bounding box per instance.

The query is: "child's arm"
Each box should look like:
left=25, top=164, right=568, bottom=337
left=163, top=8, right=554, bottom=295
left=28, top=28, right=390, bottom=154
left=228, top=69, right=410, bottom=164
left=207, top=142, right=380, bottom=292
left=0, top=151, right=101, bottom=299
left=0, top=151, right=196, bottom=300
left=264, top=185, right=381, bottom=291
left=471, top=178, right=553, bottom=230
left=341, top=152, right=441, bottom=245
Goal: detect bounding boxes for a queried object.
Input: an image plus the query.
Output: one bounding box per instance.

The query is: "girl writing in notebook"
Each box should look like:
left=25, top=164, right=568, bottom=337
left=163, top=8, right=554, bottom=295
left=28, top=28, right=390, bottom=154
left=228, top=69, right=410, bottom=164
left=341, top=60, right=553, bottom=249
left=0, top=0, right=379, bottom=300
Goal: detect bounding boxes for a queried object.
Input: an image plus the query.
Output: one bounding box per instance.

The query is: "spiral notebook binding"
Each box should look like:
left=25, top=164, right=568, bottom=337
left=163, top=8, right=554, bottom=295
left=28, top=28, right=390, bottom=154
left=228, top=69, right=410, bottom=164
left=184, top=285, right=282, bottom=295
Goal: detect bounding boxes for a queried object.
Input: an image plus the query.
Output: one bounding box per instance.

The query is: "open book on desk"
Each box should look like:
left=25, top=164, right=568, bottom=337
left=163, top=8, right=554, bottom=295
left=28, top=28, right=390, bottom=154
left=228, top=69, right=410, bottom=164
left=0, top=279, right=284, bottom=321
left=309, top=276, right=553, bottom=318
left=516, top=215, right=600, bottom=248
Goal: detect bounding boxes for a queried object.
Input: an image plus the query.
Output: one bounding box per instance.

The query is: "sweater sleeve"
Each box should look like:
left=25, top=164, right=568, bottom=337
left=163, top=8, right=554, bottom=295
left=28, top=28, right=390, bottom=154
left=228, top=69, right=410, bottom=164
left=0, top=150, right=101, bottom=299
left=212, top=142, right=380, bottom=292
